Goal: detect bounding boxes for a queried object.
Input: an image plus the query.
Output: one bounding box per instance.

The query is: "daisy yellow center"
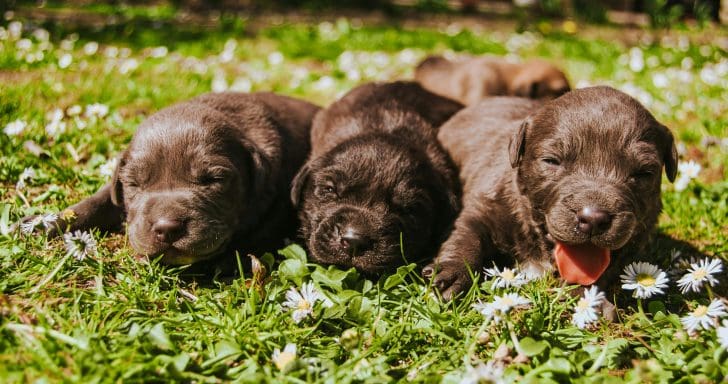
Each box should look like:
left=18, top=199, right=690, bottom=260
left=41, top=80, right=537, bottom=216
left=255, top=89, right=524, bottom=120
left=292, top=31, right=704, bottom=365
left=692, top=269, right=707, bottom=280
left=576, top=298, right=590, bottom=311
left=274, top=351, right=296, bottom=370
left=501, top=298, right=514, bottom=306
left=297, top=299, right=311, bottom=311
left=502, top=270, right=515, bottom=280
left=636, top=273, right=656, bottom=287
left=692, top=305, right=708, bottom=317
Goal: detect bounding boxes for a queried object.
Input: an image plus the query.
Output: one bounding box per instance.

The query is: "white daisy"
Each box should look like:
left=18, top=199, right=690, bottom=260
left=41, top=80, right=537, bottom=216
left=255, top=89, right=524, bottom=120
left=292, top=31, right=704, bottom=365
left=4, top=119, right=27, bottom=136
left=312, top=76, right=335, bottom=92
left=571, top=286, right=606, bottom=329
left=16, top=167, right=36, bottom=190
left=66, top=105, right=82, bottom=116
left=519, top=259, right=552, bottom=281
left=717, top=320, right=728, bottom=350
left=8, top=21, right=23, bottom=39
left=677, top=258, right=723, bottom=294
left=267, top=51, right=284, bottom=66
left=58, top=53, right=72, bottom=69
left=282, top=282, right=332, bottom=323
left=620, top=262, right=669, bottom=299
left=211, top=73, right=228, bottom=93
left=472, top=300, right=505, bottom=325
left=492, top=293, right=530, bottom=312
left=40, top=213, right=59, bottom=230
left=63, top=230, right=97, bottom=261
left=99, top=157, right=118, bottom=178
left=473, top=293, right=530, bottom=325
left=484, top=266, right=527, bottom=288
left=674, top=175, right=690, bottom=192
left=678, top=160, right=701, bottom=179
left=680, top=299, right=727, bottom=333
left=229, top=77, right=252, bottom=93
left=83, top=41, right=99, bottom=56
left=19, top=215, right=43, bottom=234
left=460, top=361, right=505, bottom=384
left=118, top=58, right=139, bottom=75
left=272, top=343, right=297, bottom=370
left=45, top=118, right=66, bottom=137
left=85, top=103, right=109, bottom=119
left=149, top=46, right=168, bottom=58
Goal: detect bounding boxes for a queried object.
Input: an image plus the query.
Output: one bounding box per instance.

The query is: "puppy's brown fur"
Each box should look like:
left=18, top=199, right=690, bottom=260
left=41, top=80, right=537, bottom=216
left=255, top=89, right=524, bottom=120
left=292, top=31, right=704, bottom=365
left=425, top=87, right=677, bottom=299
left=415, top=55, right=571, bottom=105
left=23, top=92, right=320, bottom=265
left=292, top=81, right=463, bottom=273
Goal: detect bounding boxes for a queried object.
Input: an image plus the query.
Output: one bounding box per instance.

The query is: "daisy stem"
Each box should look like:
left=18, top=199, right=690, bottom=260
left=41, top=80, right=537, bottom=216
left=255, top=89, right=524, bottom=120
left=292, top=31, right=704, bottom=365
left=705, top=284, right=715, bottom=301
left=507, top=320, right=524, bottom=356
left=16, top=190, right=30, bottom=208
left=464, top=321, right=489, bottom=365
left=636, top=298, right=646, bottom=319
left=30, top=253, right=71, bottom=295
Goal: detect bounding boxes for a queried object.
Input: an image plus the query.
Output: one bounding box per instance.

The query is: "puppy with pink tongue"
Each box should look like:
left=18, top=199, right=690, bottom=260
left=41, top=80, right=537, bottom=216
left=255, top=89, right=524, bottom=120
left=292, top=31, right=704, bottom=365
left=424, top=87, right=677, bottom=300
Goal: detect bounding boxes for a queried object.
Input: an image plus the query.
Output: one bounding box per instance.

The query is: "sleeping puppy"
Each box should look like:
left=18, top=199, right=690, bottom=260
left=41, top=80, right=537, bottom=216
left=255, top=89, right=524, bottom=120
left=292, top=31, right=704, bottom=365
left=424, top=86, right=677, bottom=300
left=21, top=92, right=320, bottom=265
left=291, top=81, right=463, bottom=273
left=415, top=55, right=571, bottom=105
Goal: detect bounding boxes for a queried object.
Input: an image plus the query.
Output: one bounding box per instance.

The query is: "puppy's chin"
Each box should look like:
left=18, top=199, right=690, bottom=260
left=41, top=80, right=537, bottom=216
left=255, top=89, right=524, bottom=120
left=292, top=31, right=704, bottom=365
left=308, top=227, right=402, bottom=274
left=158, top=248, right=220, bottom=265
left=129, top=231, right=231, bottom=265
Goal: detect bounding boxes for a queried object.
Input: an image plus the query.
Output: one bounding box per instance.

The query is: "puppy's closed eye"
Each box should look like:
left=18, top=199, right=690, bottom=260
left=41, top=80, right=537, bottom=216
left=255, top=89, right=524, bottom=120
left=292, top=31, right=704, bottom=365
left=314, top=183, right=338, bottom=200
left=628, top=168, right=658, bottom=183
left=195, top=167, right=232, bottom=187
left=541, top=157, right=561, bottom=167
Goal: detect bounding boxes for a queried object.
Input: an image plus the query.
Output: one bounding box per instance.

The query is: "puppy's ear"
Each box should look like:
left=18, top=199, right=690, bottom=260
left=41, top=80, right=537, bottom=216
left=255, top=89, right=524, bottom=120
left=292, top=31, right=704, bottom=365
left=658, top=123, right=678, bottom=182
left=511, top=80, right=539, bottom=99
left=509, top=117, right=529, bottom=168
left=241, top=138, right=272, bottom=197
left=110, top=150, right=128, bottom=206
left=291, top=162, right=311, bottom=207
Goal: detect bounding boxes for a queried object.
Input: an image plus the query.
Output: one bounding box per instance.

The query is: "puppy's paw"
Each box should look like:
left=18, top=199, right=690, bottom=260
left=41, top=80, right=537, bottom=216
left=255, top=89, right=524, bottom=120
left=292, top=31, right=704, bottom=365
left=423, top=260, right=474, bottom=301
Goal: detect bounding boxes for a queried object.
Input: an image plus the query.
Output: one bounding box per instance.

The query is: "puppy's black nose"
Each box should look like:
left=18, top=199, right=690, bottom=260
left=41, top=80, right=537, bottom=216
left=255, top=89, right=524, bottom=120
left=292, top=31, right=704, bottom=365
left=152, top=218, right=184, bottom=244
left=576, top=207, right=612, bottom=235
left=339, top=226, right=371, bottom=254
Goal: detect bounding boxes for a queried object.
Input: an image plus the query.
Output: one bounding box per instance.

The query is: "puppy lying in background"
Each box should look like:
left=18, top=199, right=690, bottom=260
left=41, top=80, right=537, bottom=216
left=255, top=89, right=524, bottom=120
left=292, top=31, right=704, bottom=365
left=21, top=92, right=320, bottom=266
left=292, top=81, right=463, bottom=273
left=425, top=86, right=677, bottom=299
left=415, top=55, right=570, bottom=105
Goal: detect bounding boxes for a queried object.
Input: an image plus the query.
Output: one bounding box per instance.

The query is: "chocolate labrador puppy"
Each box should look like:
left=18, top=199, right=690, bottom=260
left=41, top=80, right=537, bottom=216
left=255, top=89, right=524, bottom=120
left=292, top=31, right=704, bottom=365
left=292, top=81, right=463, bottom=273
left=415, top=55, right=571, bottom=105
left=425, top=86, right=677, bottom=299
left=21, top=92, right=320, bottom=265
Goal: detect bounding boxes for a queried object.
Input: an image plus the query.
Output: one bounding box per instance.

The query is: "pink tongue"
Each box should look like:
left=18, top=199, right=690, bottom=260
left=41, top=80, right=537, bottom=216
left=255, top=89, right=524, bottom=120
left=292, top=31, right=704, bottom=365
left=554, top=241, right=610, bottom=285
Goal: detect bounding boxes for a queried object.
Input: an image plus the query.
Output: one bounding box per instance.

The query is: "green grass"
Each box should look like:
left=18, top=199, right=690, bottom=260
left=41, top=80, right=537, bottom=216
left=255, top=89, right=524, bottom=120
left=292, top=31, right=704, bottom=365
left=1, top=8, right=727, bottom=383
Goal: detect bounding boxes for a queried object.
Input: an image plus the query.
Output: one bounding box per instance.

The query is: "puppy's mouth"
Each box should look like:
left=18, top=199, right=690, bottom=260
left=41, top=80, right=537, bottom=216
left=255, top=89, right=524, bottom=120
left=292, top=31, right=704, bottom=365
left=314, top=238, right=400, bottom=273
left=552, top=239, right=610, bottom=286
left=133, top=236, right=231, bottom=265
